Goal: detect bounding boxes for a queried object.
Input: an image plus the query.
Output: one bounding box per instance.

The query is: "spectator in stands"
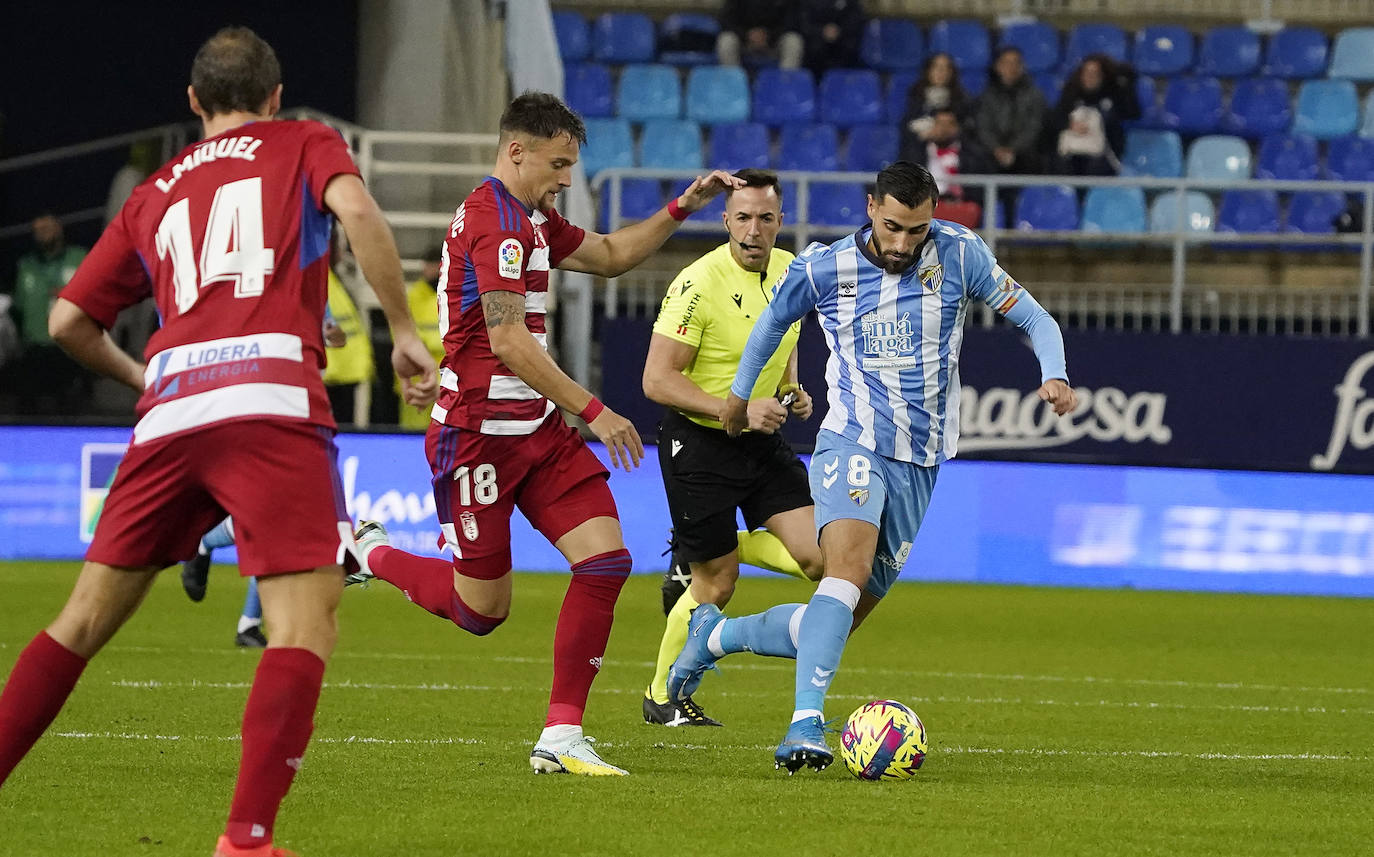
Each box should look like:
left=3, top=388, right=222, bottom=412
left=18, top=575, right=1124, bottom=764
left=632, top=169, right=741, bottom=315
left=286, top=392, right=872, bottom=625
left=322, top=233, right=375, bottom=426
left=397, top=244, right=445, bottom=430
left=1049, top=54, right=1140, bottom=176
left=898, top=53, right=972, bottom=163
left=901, top=108, right=991, bottom=207
left=717, top=0, right=803, bottom=69
left=103, top=139, right=162, bottom=225
left=798, top=0, right=865, bottom=75
left=975, top=47, right=1047, bottom=176
left=10, top=215, right=87, bottom=414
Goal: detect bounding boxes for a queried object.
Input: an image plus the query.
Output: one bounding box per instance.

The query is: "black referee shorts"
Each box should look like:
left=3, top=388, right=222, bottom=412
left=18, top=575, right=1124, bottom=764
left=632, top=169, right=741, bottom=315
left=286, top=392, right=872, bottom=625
left=657, top=408, right=812, bottom=564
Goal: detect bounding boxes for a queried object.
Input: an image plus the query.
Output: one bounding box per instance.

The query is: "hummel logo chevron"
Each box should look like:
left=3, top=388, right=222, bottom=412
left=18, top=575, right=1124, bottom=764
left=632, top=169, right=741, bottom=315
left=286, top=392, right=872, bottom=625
left=822, top=457, right=840, bottom=489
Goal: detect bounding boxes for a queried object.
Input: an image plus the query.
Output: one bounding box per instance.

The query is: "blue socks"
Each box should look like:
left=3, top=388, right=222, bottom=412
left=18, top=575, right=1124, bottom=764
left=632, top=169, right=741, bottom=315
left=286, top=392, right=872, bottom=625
left=713, top=604, right=805, bottom=658
left=791, top=578, right=861, bottom=721
left=201, top=517, right=236, bottom=552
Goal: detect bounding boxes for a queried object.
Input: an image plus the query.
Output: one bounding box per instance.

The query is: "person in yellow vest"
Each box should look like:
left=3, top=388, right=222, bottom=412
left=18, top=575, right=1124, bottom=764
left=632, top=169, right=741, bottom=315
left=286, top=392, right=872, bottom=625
left=396, top=245, right=446, bottom=430
left=322, top=265, right=375, bottom=425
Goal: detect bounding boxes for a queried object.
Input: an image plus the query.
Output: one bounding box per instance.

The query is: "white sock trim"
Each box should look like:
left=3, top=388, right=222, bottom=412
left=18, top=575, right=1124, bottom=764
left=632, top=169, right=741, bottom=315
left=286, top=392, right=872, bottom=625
left=788, top=605, right=806, bottom=648
left=236, top=616, right=262, bottom=634
left=538, top=723, right=582, bottom=747
left=706, top=621, right=726, bottom=657
left=815, top=577, right=861, bottom=611
left=792, top=709, right=823, bottom=723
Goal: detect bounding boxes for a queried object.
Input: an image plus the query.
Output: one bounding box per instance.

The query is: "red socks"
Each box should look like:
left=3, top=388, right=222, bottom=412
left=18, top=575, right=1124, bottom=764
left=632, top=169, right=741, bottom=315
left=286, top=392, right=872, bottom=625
left=545, top=549, right=632, bottom=727
left=0, top=631, right=87, bottom=788
left=223, top=648, right=325, bottom=850
left=369, top=546, right=504, bottom=635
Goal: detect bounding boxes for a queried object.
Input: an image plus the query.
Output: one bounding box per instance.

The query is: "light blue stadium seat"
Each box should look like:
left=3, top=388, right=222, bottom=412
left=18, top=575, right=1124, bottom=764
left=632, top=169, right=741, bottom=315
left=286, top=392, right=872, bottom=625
left=819, top=70, right=883, bottom=127
left=1292, top=80, right=1359, bottom=139
left=617, top=65, right=681, bottom=121
left=1134, top=26, right=1194, bottom=77
left=777, top=124, right=840, bottom=171
left=753, top=69, right=816, bottom=125
left=1149, top=191, right=1216, bottom=233
left=1080, top=186, right=1147, bottom=233
left=554, top=11, right=591, bottom=63
left=709, top=122, right=771, bottom=170
left=1186, top=135, right=1252, bottom=180
left=1014, top=185, right=1079, bottom=231
left=1065, top=24, right=1129, bottom=67
left=640, top=120, right=703, bottom=170
left=1222, top=78, right=1292, bottom=138
left=686, top=66, right=750, bottom=124
left=593, top=12, right=656, bottom=63
left=1361, top=91, right=1374, bottom=138
left=1197, top=27, right=1261, bottom=77
left=999, top=21, right=1060, bottom=73
left=1217, top=190, right=1280, bottom=233
left=599, top=179, right=664, bottom=231
left=844, top=124, right=898, bottom=172
left=1121, top=129, right=1183, bottom=177
left=1255, top=134, right=1318, bottom=181
left=885, top=71, right=919, bottom=123
left=658, top=13, right=720, bottom=66
left=930, top=20, right=991, bottom=74
left=581, top=118, right=634, bottom=179
left=1328, top=28, right=1374, bottom=81
left=565, top=64, right=613, bottom=119
left=1264, top=28, right=1329, bottom=79
left=860, top=18, right=925, bottom=71
left=1162, top=76, right=1225, bottom=135
left=1285, top=191, right=1346, bottom=233
left=809, top=182, right=869, bottom=226
left=1325, top=136, right=1374, bottom=181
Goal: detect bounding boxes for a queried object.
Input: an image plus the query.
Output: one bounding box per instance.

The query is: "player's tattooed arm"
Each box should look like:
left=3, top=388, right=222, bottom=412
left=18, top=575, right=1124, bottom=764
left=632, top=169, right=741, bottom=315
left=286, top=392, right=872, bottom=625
left=481, top=289, right=528, bottom=329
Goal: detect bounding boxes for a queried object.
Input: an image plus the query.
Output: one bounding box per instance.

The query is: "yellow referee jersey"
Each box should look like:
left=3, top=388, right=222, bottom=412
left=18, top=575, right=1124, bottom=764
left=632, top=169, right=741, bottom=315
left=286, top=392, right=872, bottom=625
left=652, top=243, right=800, bottom=430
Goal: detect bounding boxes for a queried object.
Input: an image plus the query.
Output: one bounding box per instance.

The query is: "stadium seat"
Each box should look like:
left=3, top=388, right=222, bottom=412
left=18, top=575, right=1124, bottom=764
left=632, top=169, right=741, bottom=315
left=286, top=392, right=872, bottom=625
left=600, top=179, right=665, bottom=231
left=1361, top=91, right=1374, bottom=138
left=809, top=182, right=869, bottom=226
left=658, top=13, right=720, bottom=66
left=1081, top=186, right=1147, bottom=233
left=580, top=118, right=634, bottom=179
left=1149, top=191, right=1215, bottom=233
left=639, top=119, right=703, bottom=169
left=1197, top=26, right=1261, bottom=78
left=592, top=12, right=656, bottom=63
left=1065, top=24, right=1129, bottom=68
left=1134, top=26, right=1194, bottom=77
left=1032, top=72, right=1064, bottom=106
left=1285, top=191, right=1346, bottom=233
left=1292, top=80, right=1359, bottom=139
left=930, top=20, right=991, bottom=74
left=1014, top=185, right=1079, bottom=231
left=1327, top=27, right=1374, bottom=81
left=844, top=124, right=898, bottom=172
left=1186, top=135, right=1252, bottom=180
left=777, top=123, right=840, bottom=171
left=553, top=11, right=590, bottom=63
left=617, top=65, right=682, bottom=121
left=709, top=122, right=771, bottom=170
left=999, top=21, right=1061, bottom=73
left=962, top=70, right=989, bottom=99
left=754, top=69, right=816, bottom=125
left=1131, top=76, right=1164, bottom=128
left=861, top=18, right=925, bottom=71
left=1162, top=77, right=1225, bottom=135
left=1326, top=136, right=1374, bottom=181
left=934, top=198, right=984, bottom=229
left=564, top=64, right=613, bottom=119
left=1255, top=134, right=1319, bottom=181
left=1222, top=78, right=1292, bottom=138
left=1264, top=28, right=1329, bottom=79
left=885, top=71, right=919, bottom=123
left=685, top=66, right=750, bottom=124
left=1121, top=129, right=1184, bottom=177
left=1217, top=190, right=1280, bottom=233
left=819, top=70, right=883, bottom=127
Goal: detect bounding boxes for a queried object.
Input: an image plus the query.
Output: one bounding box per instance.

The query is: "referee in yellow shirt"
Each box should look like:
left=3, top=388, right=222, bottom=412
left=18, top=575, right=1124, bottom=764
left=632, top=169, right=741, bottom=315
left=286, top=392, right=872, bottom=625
left=641, top=169, right=823, bottom=727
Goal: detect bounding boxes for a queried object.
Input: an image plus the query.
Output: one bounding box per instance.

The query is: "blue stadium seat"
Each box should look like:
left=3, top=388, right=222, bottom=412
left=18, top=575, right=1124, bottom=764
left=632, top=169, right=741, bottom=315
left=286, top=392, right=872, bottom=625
left=809, top=182, right=869, bottom=226
left=861, top=18, right=925, bottom=71
left=1222, top=78, right=1292, bottom=138
left=1186, top=135, right=1252, bottom=180
left=709, top=122, right=771, bottom=169
left=1197, top=26, right=1261, bottom=77
left=999, top=21, right=1061, bottom=73
left=1065, top=24, right=1129, bottom=68
left=686, top=66, right=750, bottom=124
left=1131, top=76, right=1164, bottom=128
left=564, top=64, right=613, bottom=119
left=754, top=69, right=816, bottom=125
left=1134, top=26, right=1194, bottom=77
left=1014, top=185, right=1079, bottom=231
left=1121, top=129, right=1183, bottom=177
left=1264, top=28, right=1329, bottom=79
left=1285, top=191, right=1346, bottom=233
left=1327, top=28, right=1374, bottom=81
left=844, top=124, right=899, bottom=172
left=930, top=20, right=991, bottom=74
left=600, top=179, right=665, bottom=231
left=1032, top=72, right=1063, bottom=106
left=777, top=124, right=840, bottom=171
left=819, top=70, right=883, bottom=127
left=1080, top=186, right=1147, bottom=233
left=1162, top=76, right=1224, bottom=135
left=1292, top=80, right=1359, bottom=139
left=1217, top=190, right=1280, bottom=233
left=553, top=11, right=590, bottom=63
left=592, top=12, right=656, bottom=63
left=617, top=65, right=681, bottom=121
left=1325, top=136, right=1374, bottom=181
left=1255, top=134, right=1318, bottom=181
left=639, top=120, right=703, bottom=169
left=885, top=71, right=919, bottom=123
left=962, top=70, right=989, bottom=99
left=1361, top=90, right=1374, bottom=138
left=1149, top=191, right=1215, bottom=233
left=580, top=118, right=634, bottom=179
left=658, top=13, right=720, bottom=66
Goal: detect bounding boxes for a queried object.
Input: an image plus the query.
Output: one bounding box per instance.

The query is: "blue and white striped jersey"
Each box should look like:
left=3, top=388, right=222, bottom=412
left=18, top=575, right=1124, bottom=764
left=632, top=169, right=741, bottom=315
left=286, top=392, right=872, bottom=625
left=731, top=219, right=1068, bottom=465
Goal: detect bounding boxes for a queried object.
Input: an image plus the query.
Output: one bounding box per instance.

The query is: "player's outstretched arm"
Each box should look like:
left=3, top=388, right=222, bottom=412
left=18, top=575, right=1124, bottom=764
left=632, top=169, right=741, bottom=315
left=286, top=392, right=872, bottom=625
left=558, top=171, right=745, bottom=278
left=644, top=334, right=788, bottom=433
left=49, top=298, right=145, bottom=392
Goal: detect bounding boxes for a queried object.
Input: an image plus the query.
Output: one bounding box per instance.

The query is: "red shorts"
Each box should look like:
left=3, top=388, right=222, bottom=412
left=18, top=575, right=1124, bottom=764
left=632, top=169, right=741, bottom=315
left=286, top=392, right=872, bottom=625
left=88, top=420, right=352, bottom=578
left=426, top=414, right=617, bottom=579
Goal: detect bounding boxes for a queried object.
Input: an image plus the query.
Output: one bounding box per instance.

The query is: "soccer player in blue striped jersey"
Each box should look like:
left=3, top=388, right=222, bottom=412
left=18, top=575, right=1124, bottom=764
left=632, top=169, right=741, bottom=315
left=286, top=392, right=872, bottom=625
left=666, top=162, right=1078, bottom=772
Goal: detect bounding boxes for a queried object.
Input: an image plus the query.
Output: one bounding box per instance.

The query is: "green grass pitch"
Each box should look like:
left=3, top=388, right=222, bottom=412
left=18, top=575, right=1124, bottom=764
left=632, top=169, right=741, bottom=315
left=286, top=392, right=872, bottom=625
left=2, top=561, right=1372, bottom=856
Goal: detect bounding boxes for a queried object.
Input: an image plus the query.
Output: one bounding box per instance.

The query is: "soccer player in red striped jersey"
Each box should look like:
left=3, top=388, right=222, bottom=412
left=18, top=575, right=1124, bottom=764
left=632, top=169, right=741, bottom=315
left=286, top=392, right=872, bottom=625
left=349, top=92, right=740, bottom=775
left=0, top=28, right=437, bottom=857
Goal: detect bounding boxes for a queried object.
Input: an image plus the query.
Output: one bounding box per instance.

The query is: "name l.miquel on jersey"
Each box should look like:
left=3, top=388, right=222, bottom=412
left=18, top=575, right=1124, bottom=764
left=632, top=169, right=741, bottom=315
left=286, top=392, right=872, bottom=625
left=154, top=135, right=264, bottom=193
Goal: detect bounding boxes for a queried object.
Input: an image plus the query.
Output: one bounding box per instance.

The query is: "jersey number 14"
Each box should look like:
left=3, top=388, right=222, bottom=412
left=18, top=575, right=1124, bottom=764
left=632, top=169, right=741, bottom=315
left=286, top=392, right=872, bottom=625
left=155, top=177, right=277, bottom=313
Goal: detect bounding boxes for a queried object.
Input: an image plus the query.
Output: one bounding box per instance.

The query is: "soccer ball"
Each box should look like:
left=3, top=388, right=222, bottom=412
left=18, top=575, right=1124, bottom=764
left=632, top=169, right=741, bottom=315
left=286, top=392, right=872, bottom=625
left=839, top=699, right=927, bottom=781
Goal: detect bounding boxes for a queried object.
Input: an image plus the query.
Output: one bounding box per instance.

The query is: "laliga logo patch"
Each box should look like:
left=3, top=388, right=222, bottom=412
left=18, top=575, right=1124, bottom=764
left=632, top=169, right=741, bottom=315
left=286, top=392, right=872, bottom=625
left=498, top=238, right=523, bottom=279
left=848, top=488, right=869, bottom=507
left=460, top=510, right=479, bottom=541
